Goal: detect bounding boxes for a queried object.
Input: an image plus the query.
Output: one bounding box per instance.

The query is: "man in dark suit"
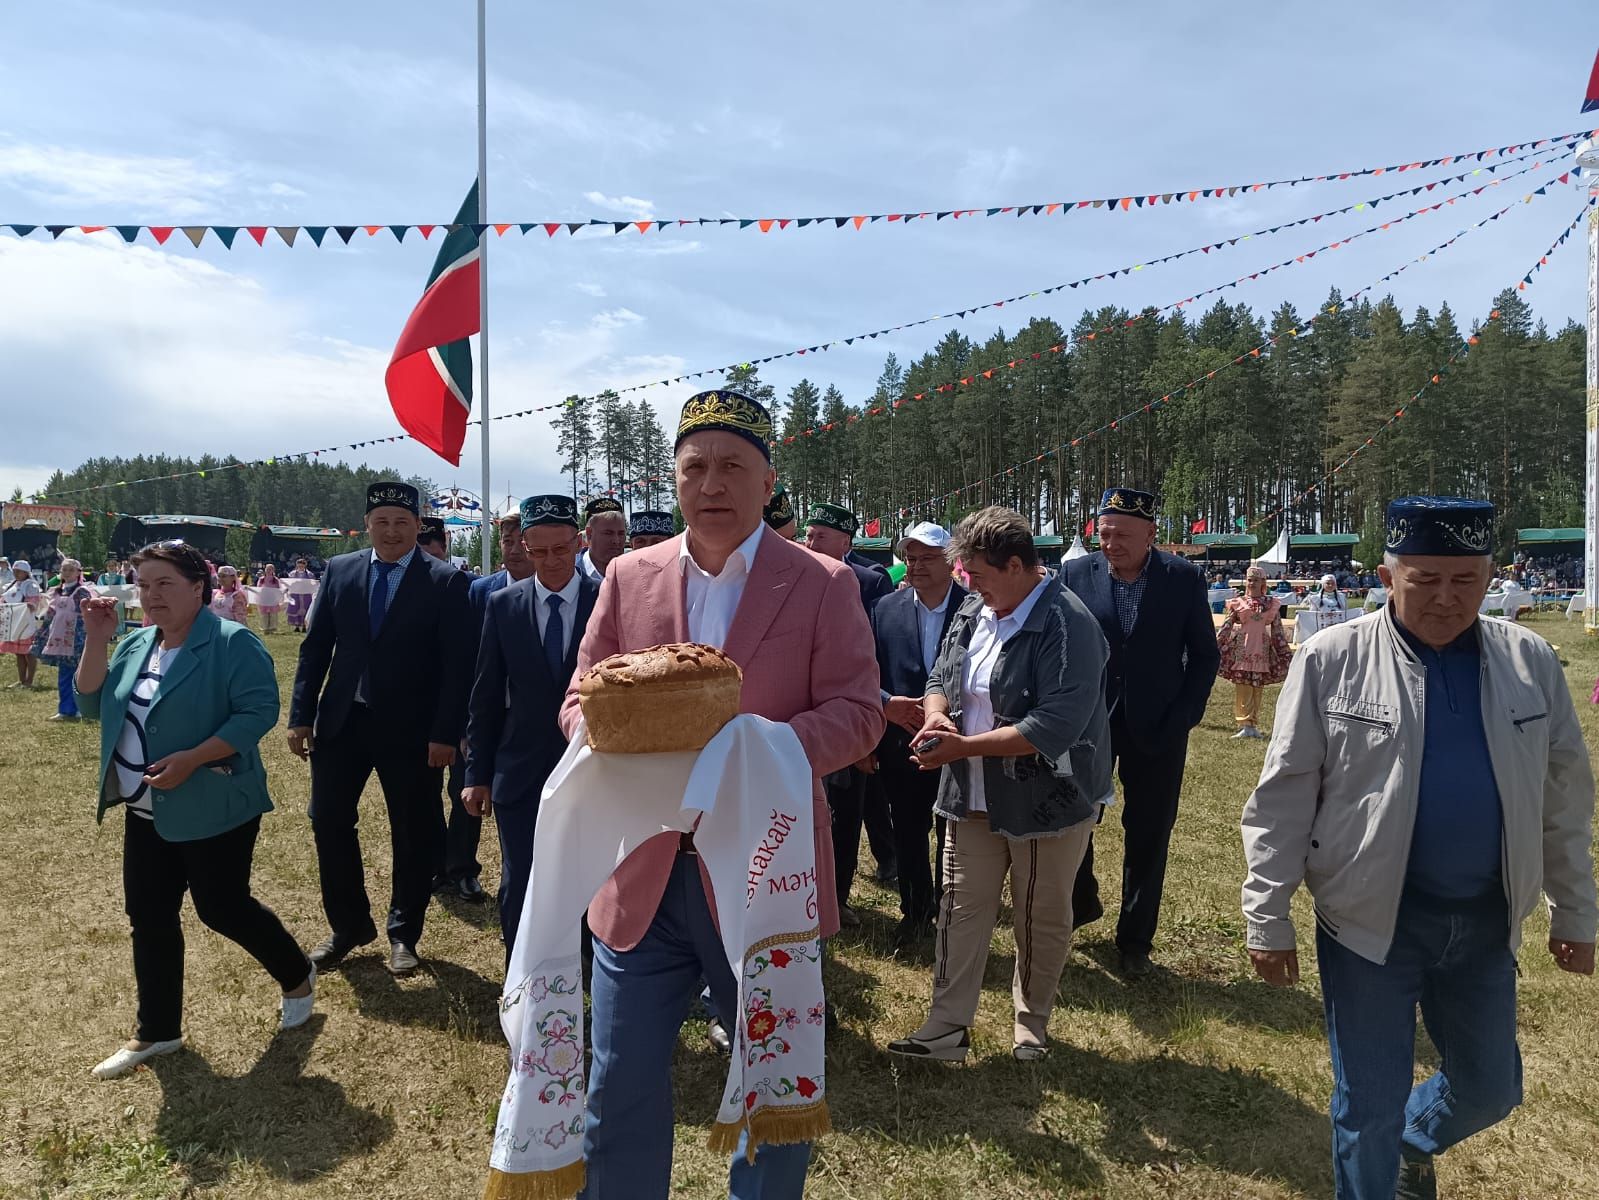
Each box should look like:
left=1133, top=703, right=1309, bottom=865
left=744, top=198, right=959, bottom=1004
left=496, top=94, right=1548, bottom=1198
left=1065, top=487, right=1219, bottom=977
left=804, top=501, right=894, bottom=614
left=288, top=481, right=472, bottom=976
left=803, top=500, right=896, bottom=921
left=462, top=495, right=598, bottom=963
left=872, top=521, right=965, bottom=947
left=415, top=517, right=488, bottom=905
left=469, top=511, right=535, bottom=614
left=576, top=496, right=627, bottom=584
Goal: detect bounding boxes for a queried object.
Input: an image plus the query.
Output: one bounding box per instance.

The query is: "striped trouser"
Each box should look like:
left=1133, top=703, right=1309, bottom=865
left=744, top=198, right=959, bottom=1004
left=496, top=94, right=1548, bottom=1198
left=928, top=815, right=1093, bottom=1048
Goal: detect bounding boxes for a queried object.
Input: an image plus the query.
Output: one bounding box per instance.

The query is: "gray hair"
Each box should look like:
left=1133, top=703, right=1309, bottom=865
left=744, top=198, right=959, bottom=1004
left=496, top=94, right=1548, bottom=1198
left=948, top=506, right=1038, bottom=571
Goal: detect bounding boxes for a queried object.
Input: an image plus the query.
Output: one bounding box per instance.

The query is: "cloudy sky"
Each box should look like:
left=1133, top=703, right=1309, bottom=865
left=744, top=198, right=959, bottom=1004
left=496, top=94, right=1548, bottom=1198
left=2, top=1, right=1595, bottom=514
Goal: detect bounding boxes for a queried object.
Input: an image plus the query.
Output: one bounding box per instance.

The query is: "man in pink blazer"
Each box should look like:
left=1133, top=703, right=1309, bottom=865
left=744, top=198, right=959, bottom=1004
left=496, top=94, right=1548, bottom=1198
left=559, top=388, right=883, bottom=1200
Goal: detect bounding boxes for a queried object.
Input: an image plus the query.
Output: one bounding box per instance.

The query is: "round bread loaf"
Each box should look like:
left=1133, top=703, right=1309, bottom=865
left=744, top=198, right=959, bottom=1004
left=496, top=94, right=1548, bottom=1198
left=578, top=642, right=743, bottom=753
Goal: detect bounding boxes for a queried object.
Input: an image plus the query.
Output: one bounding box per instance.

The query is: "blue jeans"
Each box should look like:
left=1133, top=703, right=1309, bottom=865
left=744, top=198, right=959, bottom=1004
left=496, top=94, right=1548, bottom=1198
left=579, top=852, right=812, bottom=1200
left=1316, top=894, right=1522, bottom=1200
left=56, top=664, right=78, bottom=717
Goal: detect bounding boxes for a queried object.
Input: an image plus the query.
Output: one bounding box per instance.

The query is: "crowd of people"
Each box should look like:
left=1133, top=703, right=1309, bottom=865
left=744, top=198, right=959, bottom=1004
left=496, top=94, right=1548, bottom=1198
left=20, top=389, right=1597, bottom=1200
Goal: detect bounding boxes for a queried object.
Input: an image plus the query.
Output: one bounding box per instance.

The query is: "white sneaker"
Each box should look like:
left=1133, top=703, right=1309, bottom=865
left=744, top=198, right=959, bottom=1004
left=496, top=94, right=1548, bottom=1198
left=281, top=963, right=316, bottom=1030
left=91, top=1038, right=183, bottom=1080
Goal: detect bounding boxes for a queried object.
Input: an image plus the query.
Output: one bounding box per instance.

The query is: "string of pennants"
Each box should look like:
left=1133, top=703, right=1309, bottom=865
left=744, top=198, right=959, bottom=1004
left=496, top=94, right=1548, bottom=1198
left=26, top=158, right=1573, bottom=506
left=773, top=160, right=1565, bottom=450
left=41, top=201, right=1596, bottom=525
left=1245, top=196, right=1598, bottom=532
left=868, top=194, right=1591, bottom=528
left=6, top=127, right=1596, bottom=250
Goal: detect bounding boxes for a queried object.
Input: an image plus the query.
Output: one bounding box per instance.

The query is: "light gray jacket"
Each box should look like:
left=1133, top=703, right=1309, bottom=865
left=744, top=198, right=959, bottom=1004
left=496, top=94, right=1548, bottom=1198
left=1241, top=605, right=1596, bottom=965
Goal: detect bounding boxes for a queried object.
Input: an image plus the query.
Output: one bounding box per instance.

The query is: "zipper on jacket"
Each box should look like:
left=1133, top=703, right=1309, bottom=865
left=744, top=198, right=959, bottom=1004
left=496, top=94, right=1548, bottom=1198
left=1327, top=710, right=1393, bottom=734
left=1512, top=712, right=1547, bottom=730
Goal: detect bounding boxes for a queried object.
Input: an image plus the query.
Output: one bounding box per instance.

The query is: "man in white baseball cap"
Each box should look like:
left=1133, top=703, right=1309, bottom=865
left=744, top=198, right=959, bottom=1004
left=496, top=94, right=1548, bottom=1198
left=872, top=521, right=966, bottom=946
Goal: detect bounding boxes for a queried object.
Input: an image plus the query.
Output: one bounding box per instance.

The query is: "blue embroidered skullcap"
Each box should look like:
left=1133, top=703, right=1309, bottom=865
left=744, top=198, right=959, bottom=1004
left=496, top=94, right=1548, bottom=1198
left=1098, top=487, right=1156, bottom=521
left=520, top=494, right=580, bottom=531
left=1384, top=496, right=1494, bottom=557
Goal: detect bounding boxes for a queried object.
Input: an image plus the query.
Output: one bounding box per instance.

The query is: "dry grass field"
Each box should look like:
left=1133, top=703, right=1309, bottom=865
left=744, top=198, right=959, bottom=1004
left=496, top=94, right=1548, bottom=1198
left=1, top=615, right=1597, bottom=1198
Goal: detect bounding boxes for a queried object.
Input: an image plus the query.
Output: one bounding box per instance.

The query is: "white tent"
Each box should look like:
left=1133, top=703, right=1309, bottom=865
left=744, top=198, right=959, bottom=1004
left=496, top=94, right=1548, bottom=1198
left=1063, top=534, right=1090, bottom=561
left=1256, top=527, right=1290, bottom=571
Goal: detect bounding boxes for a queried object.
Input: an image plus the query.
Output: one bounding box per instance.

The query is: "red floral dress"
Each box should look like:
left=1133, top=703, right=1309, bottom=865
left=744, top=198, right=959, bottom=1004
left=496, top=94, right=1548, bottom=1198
left=1217, top=594, right=1292, bottom=687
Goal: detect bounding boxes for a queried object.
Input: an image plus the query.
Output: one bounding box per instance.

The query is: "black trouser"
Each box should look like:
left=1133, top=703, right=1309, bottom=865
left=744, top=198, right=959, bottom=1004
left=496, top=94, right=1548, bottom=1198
left=308, top=704, right=445, bottom=949
left=123, top=812, right=309, bottom=1043
left=436, top=750, right=482, bottom=884
left=862, top=772, right=896, bottom=872
left=1071, top=713, right=1189, bottom=956
left=826, top=768, right=866, bottom=908
left=879, top=762, right=940, bottom=923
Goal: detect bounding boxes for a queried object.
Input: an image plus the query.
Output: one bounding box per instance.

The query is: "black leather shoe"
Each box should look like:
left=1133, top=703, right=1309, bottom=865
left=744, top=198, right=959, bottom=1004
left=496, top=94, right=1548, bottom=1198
left=307, top=932, right=375, bottom=971
left=456, top=875, right=487, bottom=903
left=874, top=860, right=899, bottom=885
left=430, top=875, right=454, bottom=896
left=387, top=942, right=421, bottom=976
left=706, top=1018, right=732, bottom=1055
left=1118, top=949, right=1154, bottom=978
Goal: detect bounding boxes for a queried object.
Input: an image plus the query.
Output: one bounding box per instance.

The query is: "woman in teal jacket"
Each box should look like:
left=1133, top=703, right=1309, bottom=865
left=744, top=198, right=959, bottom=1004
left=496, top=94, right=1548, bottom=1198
left=76, top=540, right=313, bottom=1080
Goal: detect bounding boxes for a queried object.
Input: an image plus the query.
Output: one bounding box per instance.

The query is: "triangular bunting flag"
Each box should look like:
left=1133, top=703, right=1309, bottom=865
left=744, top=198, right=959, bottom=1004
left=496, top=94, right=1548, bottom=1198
left=8, top=224, right=36, bottom=237
left=335, top=226, right=357, bottom=244
left=213, top=226, right=238, bottom=248
left=305, top=226, right=328, bottom=246
left=182, top=226, right=207, bottom=247
left=115, top=226, right=141, bottom=243
left=246, top=227, right=268, bottom=246
left=274, top=226, right=298, bottom=247
left=391, top=225, right=410, bottom=242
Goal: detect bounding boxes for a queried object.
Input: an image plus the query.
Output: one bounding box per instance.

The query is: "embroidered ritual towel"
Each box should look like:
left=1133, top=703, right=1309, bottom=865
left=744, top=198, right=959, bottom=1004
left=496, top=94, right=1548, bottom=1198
left=485, top=714, right=827, bottom=1200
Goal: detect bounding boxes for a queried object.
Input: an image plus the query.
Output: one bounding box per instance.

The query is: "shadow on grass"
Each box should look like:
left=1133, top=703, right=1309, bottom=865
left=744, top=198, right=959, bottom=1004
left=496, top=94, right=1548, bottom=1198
left=148, top=1015, right=394, bottom=1186
left=340, top=956, right=505, bottom=1043
left=1061, top=940, right=1326, bottom=1039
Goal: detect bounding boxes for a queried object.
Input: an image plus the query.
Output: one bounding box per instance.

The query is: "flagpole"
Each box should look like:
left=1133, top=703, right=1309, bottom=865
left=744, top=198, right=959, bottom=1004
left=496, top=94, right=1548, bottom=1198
left=475, top=0, right=493, bottom=574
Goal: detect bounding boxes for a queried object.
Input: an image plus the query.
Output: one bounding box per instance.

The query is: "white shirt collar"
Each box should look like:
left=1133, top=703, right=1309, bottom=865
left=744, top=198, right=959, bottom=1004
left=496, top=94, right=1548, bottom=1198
left=979, top=572, right=1052, bottom=635
left=913, top=583, right=954, bottom=616
left=534, top=570, right=584, bottom=608
left=678, top=522, right=765, bottom=580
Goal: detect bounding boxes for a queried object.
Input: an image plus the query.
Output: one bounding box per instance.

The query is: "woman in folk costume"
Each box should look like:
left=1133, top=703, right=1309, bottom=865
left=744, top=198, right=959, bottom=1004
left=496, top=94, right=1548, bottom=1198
left=284, top=558, right=314, bottom=632
left=38, top=557, right=97, bottom=721
left=211, top=566, right=249, bottom=625
left=1216, top=564, right=1291, bottom=740
left=254, top=563, right=285, bottom=634
left=2, top=560, right=44, bottom=689
left=1304, top=573, right=1348, bottom=618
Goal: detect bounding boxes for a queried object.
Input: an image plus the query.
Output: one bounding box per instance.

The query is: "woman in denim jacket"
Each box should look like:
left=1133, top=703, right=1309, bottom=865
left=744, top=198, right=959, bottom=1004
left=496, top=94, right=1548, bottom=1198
left=888, top=506, right=1111, bottom=1063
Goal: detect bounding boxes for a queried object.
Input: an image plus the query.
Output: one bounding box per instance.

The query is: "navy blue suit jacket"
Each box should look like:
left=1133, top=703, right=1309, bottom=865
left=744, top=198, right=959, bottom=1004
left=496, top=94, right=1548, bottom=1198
left=871, top=582, right=966, bottom=763
left=850, top=560, right=894, bottom=615
left=464, top=574, right=599, bottom=807
left=289, top=548, right=473, bottom=746
left=1063, top=549, right=1219, bottom=751
left=468, top=568, right=510, bottom=621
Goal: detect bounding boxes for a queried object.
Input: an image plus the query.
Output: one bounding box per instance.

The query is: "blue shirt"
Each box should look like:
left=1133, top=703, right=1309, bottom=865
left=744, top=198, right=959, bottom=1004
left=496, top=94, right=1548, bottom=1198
left=368, top=546, right=415, bottom=628
left=1398, top=620, right=1504, bottom=901
left=1109, top=554, right=1150, bottom=637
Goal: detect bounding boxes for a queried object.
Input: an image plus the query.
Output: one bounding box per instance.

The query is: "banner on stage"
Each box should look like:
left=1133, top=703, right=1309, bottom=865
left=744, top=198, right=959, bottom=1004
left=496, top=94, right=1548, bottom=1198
left=1, top=503, right=76, bottom=533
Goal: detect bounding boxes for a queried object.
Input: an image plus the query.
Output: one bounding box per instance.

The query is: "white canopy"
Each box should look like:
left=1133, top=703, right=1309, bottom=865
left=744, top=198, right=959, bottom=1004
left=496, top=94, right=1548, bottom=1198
left=1256, top=527, right=1290, bottom=567
left=1063, top=534, right=1090, bottom=561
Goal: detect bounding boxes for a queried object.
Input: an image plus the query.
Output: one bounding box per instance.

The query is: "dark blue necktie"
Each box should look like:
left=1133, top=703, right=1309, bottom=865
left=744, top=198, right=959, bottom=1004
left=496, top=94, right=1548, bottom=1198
left=369, top=560, right=397, bottom=639
left=543, top=594, right=565, bottom=679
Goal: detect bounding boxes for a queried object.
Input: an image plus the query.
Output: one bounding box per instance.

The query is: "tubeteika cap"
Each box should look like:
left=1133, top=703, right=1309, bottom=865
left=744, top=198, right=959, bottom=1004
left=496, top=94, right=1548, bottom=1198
left=1384, top=496, right=1494, bottom=557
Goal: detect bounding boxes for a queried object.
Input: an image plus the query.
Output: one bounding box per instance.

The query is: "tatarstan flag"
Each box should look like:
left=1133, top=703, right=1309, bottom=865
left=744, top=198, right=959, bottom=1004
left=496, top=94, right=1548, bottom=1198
left=1585, top=48, right=1599, bottom=113
left=385, top=182, right=480, bottom=465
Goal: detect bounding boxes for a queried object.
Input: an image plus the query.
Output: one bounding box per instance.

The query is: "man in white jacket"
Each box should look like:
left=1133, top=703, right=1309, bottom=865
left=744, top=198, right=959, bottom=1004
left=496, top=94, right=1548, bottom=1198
left=1241, top=495, right=1595, bottom=1200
